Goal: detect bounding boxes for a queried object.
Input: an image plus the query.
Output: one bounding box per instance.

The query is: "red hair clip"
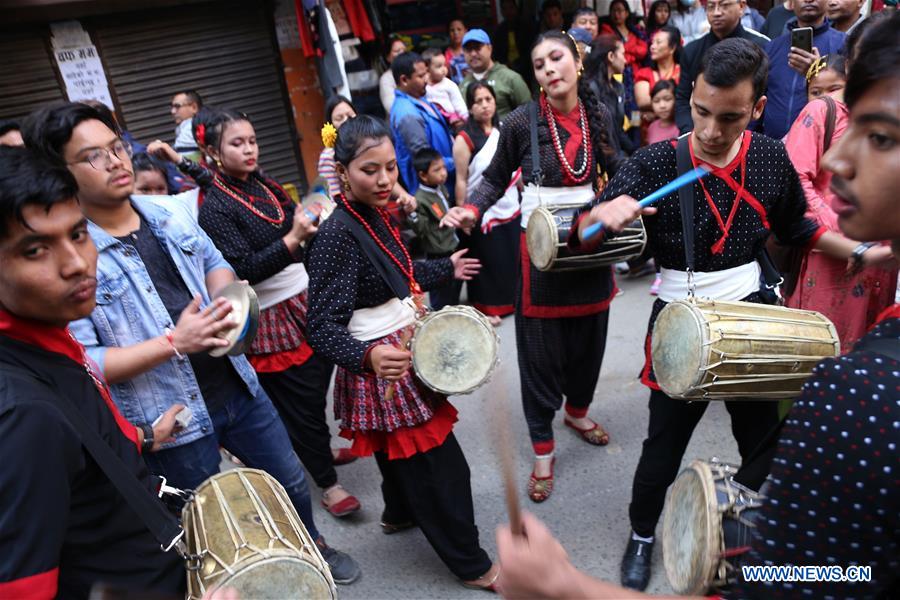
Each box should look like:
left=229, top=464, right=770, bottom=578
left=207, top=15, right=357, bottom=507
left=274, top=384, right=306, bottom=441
left=196, top=123, right=206, bottom=147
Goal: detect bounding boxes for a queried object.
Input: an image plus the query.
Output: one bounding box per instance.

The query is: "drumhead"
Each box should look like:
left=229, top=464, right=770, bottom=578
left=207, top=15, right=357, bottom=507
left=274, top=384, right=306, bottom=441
left=525, top=207, right=558, bottom=271
left=411, top=306, right=499, bottom=395
left=651, top=300, right=704, bottom=398
left=222, top=556, right=335, bottom=600
left=209, top=282, right=260, bottom=357
left=662, top=460, right=721, bottom=595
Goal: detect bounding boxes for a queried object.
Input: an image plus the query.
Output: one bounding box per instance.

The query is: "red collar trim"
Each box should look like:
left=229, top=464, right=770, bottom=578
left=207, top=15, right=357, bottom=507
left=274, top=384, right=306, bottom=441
left=0, top=309, right=82, bottom=364
left=689, top=131, right=751, bottom=176
left=873, top=303, right=900, bottom=327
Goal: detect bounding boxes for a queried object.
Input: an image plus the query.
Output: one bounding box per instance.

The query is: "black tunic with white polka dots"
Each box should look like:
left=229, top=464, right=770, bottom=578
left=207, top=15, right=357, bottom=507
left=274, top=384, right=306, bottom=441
left=306, top=202, right=453, bottom=373
left=726, top=313, right=900, bottom=599
left=196, top=169, right=300, bottom=285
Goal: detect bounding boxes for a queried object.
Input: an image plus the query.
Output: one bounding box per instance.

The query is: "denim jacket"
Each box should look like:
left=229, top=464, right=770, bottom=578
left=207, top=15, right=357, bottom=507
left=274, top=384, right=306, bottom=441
left=69, top=196, right=266, bottom=448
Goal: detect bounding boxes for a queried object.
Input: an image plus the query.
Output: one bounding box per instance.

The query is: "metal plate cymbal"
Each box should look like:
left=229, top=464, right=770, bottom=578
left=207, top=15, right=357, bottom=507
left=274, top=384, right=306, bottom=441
left=209, top=282, right=260, bottom=357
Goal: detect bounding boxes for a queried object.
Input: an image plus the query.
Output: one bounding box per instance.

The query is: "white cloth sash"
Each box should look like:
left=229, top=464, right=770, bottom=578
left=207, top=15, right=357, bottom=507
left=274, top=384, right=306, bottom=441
left=347, top=297, right=417, bottom=342
left=520, top=183, right=594, bottom=229
left=253, top=263, right=309, bottom=310
left=657, top=262, right=761, bottom=303
left=467, top=129, right=521, bottom=231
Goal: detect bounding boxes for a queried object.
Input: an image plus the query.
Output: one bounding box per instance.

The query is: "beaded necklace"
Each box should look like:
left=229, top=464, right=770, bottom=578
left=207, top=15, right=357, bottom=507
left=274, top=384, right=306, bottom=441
left=540, top=94, right=592, bottom=184
left=338, top=195, right=423, bottom=296
left=213, top=174, right=285, bottom=227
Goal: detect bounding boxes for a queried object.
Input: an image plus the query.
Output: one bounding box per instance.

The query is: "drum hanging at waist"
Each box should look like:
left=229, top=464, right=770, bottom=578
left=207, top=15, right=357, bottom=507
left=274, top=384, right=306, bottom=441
left=182, top=468, right=337, bottom=600
left=525, top=206, right=646, bottom=271
left=651, top=298, right=841, bottom=400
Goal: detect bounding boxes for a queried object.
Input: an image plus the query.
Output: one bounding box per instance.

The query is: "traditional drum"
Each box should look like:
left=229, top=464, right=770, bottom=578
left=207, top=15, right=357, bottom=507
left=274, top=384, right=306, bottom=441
left=651, top=298, right=840, bottom=400
left=209, top=281, right=260, bottom=357
left=409, top=305, right=500, bottom=395
left=525, top=206, right=646, bottom=271
left=662, top=459, right=764, bottom=595
left=182, top=468, right=336, bottom=600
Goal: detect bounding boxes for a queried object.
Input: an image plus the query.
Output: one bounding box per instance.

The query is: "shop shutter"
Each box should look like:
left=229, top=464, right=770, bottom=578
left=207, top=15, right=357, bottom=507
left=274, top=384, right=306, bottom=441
left=0, top=29, right=66, bottom=121
left=92, top=1, right=304, bottom=188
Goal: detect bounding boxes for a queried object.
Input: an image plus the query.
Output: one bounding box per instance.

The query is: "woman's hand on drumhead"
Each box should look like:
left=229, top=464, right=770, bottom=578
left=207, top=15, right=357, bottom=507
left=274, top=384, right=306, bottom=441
left=368, top=344, right=412, bottom=381
left=450, top=248, right=482, bottom=280
left=441, top=206, right=477, bottom=230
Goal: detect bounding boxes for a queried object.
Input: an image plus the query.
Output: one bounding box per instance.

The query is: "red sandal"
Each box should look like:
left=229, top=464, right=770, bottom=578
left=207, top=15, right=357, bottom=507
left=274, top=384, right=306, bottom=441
left=527, top=455, right=555, bottom=503
left=321, top=485, right=361, bottom=517
left=564, top=418, right=610, bottom=446
left=332, top=447, right=358, bottom=466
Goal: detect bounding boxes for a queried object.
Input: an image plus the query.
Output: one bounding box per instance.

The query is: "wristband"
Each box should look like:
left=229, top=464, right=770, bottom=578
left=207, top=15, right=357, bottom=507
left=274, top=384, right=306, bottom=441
left=851, top=242, right=875, bottom=267
left=140, top=424, right=154, bottom=452
left=164, top=328, right=185, bottom=359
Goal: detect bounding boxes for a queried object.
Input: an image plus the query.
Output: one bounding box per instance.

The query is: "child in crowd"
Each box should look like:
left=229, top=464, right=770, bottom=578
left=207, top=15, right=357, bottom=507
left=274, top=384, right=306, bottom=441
left=409, top=148, right=460, bottom=309
left=806, top=53, right=847, bottom=102
left=423, top=47, right=468, bottom=132
left=131, top=152, right=171, bottom=195
left=645, top=80, right=678, bottom=145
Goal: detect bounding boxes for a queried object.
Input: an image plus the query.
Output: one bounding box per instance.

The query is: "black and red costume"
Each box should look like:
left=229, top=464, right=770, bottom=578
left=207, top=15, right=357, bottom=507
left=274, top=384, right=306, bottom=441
left=0, top=310, right=183, bottom=597
left=467, top=96, right=621, bottom=455
left=306, top=196, right=492, bottom=581
left=570, top=132, right=827, bottom=537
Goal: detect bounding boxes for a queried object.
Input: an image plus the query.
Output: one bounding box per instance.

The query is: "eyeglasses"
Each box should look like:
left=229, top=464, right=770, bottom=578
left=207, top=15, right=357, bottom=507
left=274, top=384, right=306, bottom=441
left=171, top=102, right=190, bottom=110
left=706, top=1, right=740, bottom=14
left=70, top=140, right=133, bottom=170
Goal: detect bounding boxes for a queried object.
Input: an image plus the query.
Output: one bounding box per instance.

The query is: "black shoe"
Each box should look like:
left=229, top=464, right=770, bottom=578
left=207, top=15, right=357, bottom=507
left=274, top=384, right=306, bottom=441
left=620, top=536, right=653, bottom=591
left=380, top=509, right=416, bottom=535
left=318, top=540, right=361, bottom=585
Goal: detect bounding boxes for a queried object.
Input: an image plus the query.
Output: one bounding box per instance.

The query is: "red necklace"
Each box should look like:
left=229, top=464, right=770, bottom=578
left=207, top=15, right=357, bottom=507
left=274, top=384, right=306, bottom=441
left=213, top=175, right=285, bottom=227
left=540, top=94, right=593, bottom=184
left=338, top=195, right=422, bottom=295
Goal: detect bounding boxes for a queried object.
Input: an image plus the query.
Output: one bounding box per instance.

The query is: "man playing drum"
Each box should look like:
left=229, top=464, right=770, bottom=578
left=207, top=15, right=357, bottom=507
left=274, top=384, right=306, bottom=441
left=0, top=147, right=184, bottom=596
left=569, top=38, right=893, bottom=591
left=495, top=16, right=899, bottom=597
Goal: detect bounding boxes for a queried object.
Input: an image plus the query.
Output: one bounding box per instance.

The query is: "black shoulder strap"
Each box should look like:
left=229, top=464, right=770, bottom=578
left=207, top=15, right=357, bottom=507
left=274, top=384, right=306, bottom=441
left=0, top=365, right=184, bottom=552
left=529, top=101, right=543, bottom=186
left=821, top=95, right=837, bottom=154
left=332, top=209, right=411, bottom=300
left=675, top=134, right=695, bottom=272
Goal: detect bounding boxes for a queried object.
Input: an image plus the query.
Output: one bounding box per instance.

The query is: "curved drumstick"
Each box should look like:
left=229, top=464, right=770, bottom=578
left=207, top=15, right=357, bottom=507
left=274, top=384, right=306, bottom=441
left=582, top=166, right=710, bottom=241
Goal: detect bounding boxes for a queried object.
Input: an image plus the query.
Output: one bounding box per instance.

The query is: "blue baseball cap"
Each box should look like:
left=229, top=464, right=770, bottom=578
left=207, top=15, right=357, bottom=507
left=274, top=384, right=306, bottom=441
left=462, top=29, right=492, bottom=47
left=568, top=28, right=593, bottom=45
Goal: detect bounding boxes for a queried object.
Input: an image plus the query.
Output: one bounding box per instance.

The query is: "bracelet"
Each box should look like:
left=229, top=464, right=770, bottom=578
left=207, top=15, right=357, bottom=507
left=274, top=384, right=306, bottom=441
left=140, top=424, right=155, bottom=452
left=851, top=242, right=876, bottom=266
left=164, top=328, right=185, bottom=359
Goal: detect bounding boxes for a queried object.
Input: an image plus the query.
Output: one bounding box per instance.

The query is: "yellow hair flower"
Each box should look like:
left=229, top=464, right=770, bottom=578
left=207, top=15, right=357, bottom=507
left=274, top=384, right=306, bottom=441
left=321, top=122, right=337, bottom=149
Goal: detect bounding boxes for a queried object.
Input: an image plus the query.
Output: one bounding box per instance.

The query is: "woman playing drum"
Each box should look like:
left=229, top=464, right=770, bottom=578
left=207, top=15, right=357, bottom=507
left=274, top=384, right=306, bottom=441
left=442, top=31, right=623, bottom=503
left=305, top=116, right=499, bottom=590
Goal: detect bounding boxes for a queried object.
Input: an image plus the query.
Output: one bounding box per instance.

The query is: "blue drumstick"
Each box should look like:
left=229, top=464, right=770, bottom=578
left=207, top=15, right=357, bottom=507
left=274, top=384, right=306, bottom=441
left=303, top=208, right=320, bottom=223
left=582, top=166, right=710, bottom=241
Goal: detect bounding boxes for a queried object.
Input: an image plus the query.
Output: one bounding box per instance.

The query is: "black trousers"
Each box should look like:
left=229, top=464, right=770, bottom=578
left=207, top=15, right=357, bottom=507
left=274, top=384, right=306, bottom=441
left=514, top=310, right=610, bottom=444
left=628, top=389, right=780, bottom=537
left=257, top=353, right=337, bottom=489
left=375, top=433, right=491, bottom=581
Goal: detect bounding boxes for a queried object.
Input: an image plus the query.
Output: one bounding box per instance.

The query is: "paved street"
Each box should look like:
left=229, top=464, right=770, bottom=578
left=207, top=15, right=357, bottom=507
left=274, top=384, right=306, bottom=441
left=230, top=273, right=742, bottom=598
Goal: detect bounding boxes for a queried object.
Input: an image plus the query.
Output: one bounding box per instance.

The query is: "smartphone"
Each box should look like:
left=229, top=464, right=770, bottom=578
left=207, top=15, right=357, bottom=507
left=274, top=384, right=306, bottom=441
left=151, top=406, right=194, bottom=430
left=791, top=27, right=813, bottom=54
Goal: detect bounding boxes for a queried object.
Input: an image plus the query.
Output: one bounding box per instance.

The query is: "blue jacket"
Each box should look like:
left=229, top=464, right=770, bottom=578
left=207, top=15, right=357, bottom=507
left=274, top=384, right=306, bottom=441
left=70, top=195, right=267, bottom=449
left=763, top=18, right=845, bottom=140
left=390, top=90, right=455, bottom=195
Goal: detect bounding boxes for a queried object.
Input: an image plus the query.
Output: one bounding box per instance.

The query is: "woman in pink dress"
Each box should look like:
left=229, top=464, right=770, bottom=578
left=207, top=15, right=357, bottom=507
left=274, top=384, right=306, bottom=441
left=783, top=54, right=897, bottom=346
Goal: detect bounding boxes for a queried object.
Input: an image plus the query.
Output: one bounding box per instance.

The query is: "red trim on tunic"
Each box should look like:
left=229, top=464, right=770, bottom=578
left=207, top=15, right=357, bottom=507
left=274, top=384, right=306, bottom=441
left=463, top=203, right=481, bottom=221
left=532, top=439, right=555, bottom=455
left=247, top=342, right=314, bottom=373
left=0, top=567, right=59, bottom=600
left=472, top=302, right=514, bottom=317
left=640, top=332, right=661, bottom=391
left=564, top=404, right=589, bottom=419
left=459, top=130, right=475, bottom=153
left=0, top=310, right=141, bottom=450
left=519, top=233, right=617, bottom=318
left=873, top=303, right=900, bottom=327
left=804, top=225, right=827, bottom=251
left=339, top=400, right=458, bottom=460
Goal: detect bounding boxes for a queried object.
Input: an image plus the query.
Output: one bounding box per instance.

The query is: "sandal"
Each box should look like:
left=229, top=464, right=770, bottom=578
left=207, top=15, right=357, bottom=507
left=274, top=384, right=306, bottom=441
left=332, top=447, right=358, bottom=466
left=461, top=565, right=501, bottom=593
left=527, top=454, right=555, bottom=503
left=321, top=485, right=361, bottom=518
left=564, top=418, right=610, bottom=446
